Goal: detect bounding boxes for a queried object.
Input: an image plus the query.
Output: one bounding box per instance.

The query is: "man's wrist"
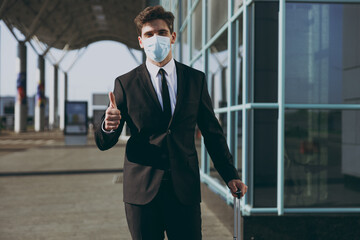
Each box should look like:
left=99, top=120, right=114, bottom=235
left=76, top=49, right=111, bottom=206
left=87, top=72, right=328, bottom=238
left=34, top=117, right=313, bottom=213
left=101, top=120, right=114, bottom=134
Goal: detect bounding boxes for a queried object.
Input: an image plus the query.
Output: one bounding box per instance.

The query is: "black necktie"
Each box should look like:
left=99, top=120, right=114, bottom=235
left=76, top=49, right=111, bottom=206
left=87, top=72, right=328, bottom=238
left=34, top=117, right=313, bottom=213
left=159, top=68, right=171, bottom=128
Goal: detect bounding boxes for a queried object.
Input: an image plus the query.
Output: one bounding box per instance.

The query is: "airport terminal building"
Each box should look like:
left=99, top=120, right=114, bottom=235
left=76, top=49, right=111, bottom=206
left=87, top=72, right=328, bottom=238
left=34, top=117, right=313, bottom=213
left=161, top=0, right=360, bottom=237
left=1, top=0, right=360, bottom=238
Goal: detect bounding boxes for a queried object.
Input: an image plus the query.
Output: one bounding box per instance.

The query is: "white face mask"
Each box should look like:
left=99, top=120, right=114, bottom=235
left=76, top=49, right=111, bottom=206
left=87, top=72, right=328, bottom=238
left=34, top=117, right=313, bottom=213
left=142, top=35, right=171, bottom=63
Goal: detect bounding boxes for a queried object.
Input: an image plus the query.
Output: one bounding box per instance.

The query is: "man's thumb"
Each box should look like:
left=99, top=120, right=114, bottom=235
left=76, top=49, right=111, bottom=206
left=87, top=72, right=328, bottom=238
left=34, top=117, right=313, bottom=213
left=109, top=92, right=117, bottom=108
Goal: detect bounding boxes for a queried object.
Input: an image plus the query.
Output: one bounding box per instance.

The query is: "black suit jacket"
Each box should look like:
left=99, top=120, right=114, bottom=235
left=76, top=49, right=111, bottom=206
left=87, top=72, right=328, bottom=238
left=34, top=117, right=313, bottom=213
left=95, top=61, right=239, bottom=205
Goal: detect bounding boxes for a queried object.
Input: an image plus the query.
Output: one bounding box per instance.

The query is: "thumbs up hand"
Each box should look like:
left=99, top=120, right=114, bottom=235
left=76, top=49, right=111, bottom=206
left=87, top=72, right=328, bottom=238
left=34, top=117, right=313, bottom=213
left=104, top=92, right=121, bottom=131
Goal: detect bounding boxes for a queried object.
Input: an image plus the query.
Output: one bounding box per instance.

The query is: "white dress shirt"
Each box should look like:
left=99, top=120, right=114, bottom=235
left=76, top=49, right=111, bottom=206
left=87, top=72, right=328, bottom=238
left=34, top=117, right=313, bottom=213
left=102, top=58, right=177, bottom=133
left=146, top=58, right=177, bottom=115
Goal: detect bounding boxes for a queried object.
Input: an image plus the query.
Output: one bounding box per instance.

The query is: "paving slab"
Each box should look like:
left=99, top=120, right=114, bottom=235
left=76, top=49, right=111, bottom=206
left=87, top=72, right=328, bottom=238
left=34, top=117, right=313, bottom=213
left=0, top=131, right=232, bottom=239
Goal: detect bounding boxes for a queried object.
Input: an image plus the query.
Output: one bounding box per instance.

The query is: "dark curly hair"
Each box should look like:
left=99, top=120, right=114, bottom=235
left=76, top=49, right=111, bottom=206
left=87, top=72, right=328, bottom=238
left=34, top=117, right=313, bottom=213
left=134, top=5, right=175, bottom=36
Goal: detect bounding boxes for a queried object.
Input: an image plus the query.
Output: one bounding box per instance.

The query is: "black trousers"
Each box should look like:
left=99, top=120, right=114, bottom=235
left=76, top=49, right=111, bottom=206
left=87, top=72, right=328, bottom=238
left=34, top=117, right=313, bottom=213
left=124, top=178, right=202, bottom=240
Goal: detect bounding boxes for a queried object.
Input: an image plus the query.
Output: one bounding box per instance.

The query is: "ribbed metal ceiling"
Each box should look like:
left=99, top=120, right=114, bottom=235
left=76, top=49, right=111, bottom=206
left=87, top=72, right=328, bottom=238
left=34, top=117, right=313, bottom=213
left=0, top=0, right=152, bottom=50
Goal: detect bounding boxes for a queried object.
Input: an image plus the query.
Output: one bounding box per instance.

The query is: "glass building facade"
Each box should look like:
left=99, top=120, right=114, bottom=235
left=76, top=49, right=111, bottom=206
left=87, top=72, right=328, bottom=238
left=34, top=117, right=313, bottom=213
left=161, top=0, right=360, bottom=215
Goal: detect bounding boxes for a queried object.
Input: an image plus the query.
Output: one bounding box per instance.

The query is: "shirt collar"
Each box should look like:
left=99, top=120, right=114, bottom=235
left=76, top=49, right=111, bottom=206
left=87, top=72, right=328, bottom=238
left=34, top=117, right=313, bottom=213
left=146, top=58, right=176, bottom=77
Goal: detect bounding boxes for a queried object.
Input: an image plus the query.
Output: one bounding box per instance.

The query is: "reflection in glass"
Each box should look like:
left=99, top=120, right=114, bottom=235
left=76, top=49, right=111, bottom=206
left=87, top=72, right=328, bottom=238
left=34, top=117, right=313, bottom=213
left=252, top=2, right=278, bottom=103
left=181, top=26, right=189, bottom=65
left=285, top=109, right=360, bottom=207
left=181, top=0, right=188, bottom=25
left=231, top=16, right=243, bottom=106
left=233, top=0, right=243, bottom=15
left=173, top=3, right=179, bottom=33
left=246, top=3, right=254, bottom=103
left=233, top=111, right=243, bottom=175
left=208, top=0, right=228, bottom=39
left=286, top=4, right=360, bottom=104
left=209, top=30, right=228, bottom=109
left=253, top=109, right=278, bottom=207
left=192, top=56, right=203, bottom=72
left=191, top=0, right=202, bottom=57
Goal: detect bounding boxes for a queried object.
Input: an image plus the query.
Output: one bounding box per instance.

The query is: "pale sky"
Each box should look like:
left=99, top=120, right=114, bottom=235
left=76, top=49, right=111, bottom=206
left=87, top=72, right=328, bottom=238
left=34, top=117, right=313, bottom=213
left=0, top=21, right=143, bottom=117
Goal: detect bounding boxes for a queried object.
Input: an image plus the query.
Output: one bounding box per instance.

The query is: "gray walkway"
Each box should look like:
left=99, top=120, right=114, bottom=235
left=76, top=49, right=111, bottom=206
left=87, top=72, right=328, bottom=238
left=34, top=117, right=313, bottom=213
left=0, top=131, right=232, bottom=240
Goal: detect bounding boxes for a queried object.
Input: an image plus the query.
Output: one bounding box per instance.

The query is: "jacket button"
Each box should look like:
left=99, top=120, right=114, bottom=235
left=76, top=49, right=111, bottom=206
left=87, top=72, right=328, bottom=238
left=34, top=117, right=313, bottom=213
left=167, top=129, right=171, bottom=135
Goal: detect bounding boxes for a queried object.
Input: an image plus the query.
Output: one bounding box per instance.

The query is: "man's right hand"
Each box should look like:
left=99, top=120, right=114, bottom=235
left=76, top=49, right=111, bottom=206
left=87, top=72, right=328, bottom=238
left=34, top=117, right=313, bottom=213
left=104, top=92, right=121, bottom=131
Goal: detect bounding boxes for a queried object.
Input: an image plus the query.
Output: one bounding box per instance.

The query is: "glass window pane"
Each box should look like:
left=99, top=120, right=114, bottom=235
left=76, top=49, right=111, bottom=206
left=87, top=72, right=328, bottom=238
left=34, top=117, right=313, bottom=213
left=209, top=30, right=228, bottom=109
left=247, top=3, right=254, bottom=103
left=285, top=109, right=360, bottom=208
left=181, top=26, right=189, bottom=65
left=233, top=111, right=242, bottom=175
left=251, top=2, right=278, bottom=103
left=285, top=4, right=360, bottom=104
left=192, top=56, right=203, bottom=72
left=181, top=0, right=188, bottom=24
left=191, top=0, right=202, bottom=57
left=208, top=0, right=228, bottom=39
left=174, top=4, right=179, bottom=33
left=172, top=4, right=180, bottom=60
left=233, top=0, right=243, bottom=15
left=231, top=16, right=243, bottom=106
left=253, top=109, right=278, bottom=208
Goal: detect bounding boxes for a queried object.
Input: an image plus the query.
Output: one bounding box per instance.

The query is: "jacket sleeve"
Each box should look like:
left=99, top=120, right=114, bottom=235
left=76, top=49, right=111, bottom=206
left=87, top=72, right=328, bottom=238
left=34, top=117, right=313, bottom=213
left=196, top=73, right=240, bottom=184
left=94, top=77, right=126, bottom=151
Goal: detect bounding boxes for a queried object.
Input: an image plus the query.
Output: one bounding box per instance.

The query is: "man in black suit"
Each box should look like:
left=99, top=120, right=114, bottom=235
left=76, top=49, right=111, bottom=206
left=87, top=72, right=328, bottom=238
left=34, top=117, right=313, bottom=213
left=95, top=5, right=247, bottom=240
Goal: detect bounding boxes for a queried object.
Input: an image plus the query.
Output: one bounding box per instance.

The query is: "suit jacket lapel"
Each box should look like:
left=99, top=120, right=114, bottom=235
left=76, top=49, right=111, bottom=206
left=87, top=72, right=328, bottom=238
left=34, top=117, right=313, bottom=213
left=138, top=61, right=186, bottom=129
left=168, top=61, right=185, bottom=128
left=138, top=64, right=163, bottom=114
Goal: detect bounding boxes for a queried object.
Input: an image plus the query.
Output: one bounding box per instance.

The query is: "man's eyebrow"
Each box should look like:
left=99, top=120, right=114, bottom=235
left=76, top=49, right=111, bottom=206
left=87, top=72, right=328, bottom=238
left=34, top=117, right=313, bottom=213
left=143, top=30, right=153, bottom=35
left=143, top=28, right=169, bottom=36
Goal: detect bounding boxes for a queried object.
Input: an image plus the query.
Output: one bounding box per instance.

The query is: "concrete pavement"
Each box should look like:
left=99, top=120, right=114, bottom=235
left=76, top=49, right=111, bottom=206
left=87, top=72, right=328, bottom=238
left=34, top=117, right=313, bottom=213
left=0, top=130, right=233, bottom=240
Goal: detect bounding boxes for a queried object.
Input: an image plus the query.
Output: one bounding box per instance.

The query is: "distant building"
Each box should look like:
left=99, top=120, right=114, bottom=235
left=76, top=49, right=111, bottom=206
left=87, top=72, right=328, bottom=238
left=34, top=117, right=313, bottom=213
left=0, top=96, right=49, bottom=130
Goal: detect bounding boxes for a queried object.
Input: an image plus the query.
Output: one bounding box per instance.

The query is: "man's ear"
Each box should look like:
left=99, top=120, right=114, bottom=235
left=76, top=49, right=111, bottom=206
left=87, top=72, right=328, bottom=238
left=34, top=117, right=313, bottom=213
left=138, top=36, right=144, bottom=48
left=170, top=32, right=176, bottom=44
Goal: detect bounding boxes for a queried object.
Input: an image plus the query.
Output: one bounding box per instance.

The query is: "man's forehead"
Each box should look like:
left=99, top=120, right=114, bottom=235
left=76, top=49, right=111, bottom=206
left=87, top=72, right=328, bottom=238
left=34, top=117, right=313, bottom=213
left=142, top=19, right=170, bottom=32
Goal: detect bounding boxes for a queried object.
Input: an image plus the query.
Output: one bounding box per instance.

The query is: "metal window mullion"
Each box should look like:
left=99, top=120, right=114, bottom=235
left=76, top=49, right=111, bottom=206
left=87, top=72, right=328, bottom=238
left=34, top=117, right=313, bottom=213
left=247, top=103, right=278, bottom=109
left=214, top=107, right=228, bottom=114
left=248, top=3, right=255, bottom=208
left=286, top=0, right=360, bottom=2
left=0, top=24, right=1, bottom=97
left=179, top=0, right=189, bottom=33
left=285, top=104, right=360, bottom=110
left=179, top=19, right=188, bottom=33
left=189, top=51, right=202, bottom=66
left=243, top=206, right=360, bottom=215
left=286, top=208, right=360, bottom=213
left=178, top=0, right=183, bottom=62
left=227, top=0, right=234, bottom=149
left=242, top=0, right=249, bottom=209
left=201, top=0, right=209, bottom=175
left=190, top=0, right=201, bottom=14
left=233, top=19, right=240, bottom=171
left=187, top=0, right=192, bottom=63
left=245, top=0, right=253, bottom=6
left=231, top=5, right=244, bottom=23
left=204, top=22, right=228, bottom=52
left=277, top=0, right=286, bottom=216
left=250, top=4, right=255, bottom=104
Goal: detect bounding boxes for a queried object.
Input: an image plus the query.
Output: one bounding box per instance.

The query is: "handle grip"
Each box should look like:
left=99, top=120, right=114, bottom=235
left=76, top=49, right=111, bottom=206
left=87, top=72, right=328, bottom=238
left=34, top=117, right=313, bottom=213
left=235, top=190, right=242, bottom=199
